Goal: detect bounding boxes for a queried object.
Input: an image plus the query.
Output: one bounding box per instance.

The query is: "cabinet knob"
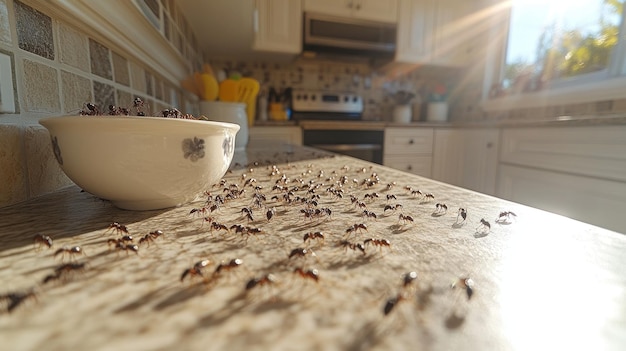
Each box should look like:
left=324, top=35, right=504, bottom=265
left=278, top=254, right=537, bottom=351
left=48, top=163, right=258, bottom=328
left=407, top=165, right=413, bottom=171
left=408, top=139, right=414, bottom=145
left=348, top=1, right=353, bottom=8
left=355, top=3, right=361, bottom=10
left=486, top=142, right=493, bottom=149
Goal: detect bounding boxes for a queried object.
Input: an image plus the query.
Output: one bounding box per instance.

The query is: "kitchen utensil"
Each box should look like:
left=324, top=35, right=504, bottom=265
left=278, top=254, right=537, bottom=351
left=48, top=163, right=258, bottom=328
left=39, top=116, right=239, bottom=210
left=200, top=73, right=218, bottom=101
left=237, top=78, right=260, bottom=126
left=219, top=79, right=240, bottom=102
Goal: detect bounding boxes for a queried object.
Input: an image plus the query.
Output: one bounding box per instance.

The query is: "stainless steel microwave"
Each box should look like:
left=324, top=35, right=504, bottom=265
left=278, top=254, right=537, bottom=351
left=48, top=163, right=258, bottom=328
left=303, top=12, right=397, bottom=57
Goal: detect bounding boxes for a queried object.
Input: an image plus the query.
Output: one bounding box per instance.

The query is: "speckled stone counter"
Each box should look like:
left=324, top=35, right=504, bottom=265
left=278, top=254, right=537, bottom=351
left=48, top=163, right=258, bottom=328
left=1, top=144, right=625, bottom=351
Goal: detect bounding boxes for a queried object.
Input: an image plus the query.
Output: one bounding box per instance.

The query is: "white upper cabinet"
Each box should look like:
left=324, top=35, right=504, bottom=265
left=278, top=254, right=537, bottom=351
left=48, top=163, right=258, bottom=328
left=395, top=0, right=435, bottom=63
left=253, top=0, right=302, bottom=54
left=393, top=0, right=483, bottom=66
left=303, top=0, right=398, bottom=23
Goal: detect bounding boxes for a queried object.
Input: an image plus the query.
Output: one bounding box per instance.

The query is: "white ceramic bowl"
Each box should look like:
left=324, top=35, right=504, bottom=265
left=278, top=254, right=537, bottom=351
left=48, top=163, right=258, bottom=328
left=39, top=116, right=240, bottom=210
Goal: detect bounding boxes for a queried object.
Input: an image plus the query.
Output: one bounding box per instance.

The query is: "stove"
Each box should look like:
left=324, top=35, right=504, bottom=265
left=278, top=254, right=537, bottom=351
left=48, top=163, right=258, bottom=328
left=293, top=90, right=383, bottom=164
left=291, top=90, right=363, bottom=121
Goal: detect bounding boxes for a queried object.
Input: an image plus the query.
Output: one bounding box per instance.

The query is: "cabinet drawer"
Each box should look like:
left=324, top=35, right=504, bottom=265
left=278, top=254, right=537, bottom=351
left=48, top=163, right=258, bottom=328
left=383, top=155, right=432, bottom=177
left=501, top=126, right=626, bottom=182
left=384, top=128, right=433, bottom=155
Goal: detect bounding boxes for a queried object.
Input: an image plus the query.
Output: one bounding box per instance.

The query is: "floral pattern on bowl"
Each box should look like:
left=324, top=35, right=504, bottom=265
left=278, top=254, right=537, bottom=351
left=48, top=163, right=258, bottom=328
left=222, top=133, right=235, bottom=159
left=182, top=137, right=205, bottom=162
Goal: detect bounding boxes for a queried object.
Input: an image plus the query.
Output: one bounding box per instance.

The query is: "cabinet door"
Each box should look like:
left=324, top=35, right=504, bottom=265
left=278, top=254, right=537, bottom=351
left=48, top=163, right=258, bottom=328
left=498, top=164, right=626, bottom=234
left=432, top=129, right=499, bottom=195
left=383, top=155, right=432, bottom=178
left=303, top=0, right=398, bottom=23
left=356, top=0, right=398, bottom=23
left=432, top=0, right=479, bottom=66
left=395, top=0, right=435, bottom=62
left=303, top=0, right=352, bottom=17
left=253, top=0, right=302, bottom=53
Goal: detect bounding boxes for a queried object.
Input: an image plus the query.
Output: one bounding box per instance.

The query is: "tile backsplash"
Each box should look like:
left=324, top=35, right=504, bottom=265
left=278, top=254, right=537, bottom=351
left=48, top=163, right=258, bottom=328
left=0, top=0, right=197, bottom=208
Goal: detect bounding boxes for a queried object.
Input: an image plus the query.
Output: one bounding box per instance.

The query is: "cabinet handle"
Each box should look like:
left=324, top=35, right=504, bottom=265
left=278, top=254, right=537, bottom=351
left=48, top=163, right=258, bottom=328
left=408, top=139, right=414, bottom=145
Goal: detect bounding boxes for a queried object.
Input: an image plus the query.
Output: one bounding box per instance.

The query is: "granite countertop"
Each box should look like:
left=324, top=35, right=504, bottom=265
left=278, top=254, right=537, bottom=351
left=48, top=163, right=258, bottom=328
left=1, top=144, right=625, bottom=351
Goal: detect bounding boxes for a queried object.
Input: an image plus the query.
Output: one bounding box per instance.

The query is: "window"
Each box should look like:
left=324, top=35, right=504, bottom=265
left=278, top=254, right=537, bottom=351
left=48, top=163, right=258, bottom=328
left=503, top=0, right=624, bottom=93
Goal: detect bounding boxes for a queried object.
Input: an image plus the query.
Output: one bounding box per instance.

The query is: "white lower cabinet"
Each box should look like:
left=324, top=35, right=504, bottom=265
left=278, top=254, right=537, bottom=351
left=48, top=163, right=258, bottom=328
left=383, top=127, right=434, bottom=177
left=497, top=164, right=626, bottom=234
left=432, top=128, right=499, bottom=195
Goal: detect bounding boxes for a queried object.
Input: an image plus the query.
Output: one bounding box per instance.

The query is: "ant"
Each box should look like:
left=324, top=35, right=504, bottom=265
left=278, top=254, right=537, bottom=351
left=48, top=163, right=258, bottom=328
left=383, top=292, right=406, bottom=316
left=139, top=230, right=163, bottom=246
left=266, top=207, right=276, bottom=221
left=240, top=227, right=263, bottom=242
left=54, top=246, right=84, bottom=261
left=384, top=204, right=402, bottom=213
left=245, top=274, right=278, bottom=291
left=398, top=214, right=414, bottom=225
left=80, top=102, right=100, bottom=116
left=476, top=219, right=491, bottom=235
left=364, top=192, right=380, bottom=201
left=214, top=258, right=243, bottom=275
left=452, top=277, right=474, bottom=300
left=433, top=203, right=448, bottom=216
left=402, top=271, right=418, bottom=288
left=410, top=189, right=423, bottom=197
left=362, top=210, right=378, bottom=220
left=345, top=223, right=368, bottom=236
left=293, top=267, right=320, bottom=283
left=456, top=208, right=467, bottom=224
left=107, top=235, right=133, bottom=248
left=114, top=243, right=139, bottom=255
left=386, top=182, right=397, bottom=190
left=363, top=238, right=392, bottom=253
left=303, top=231, right=325, bottom=244
left=189, top=207, right=208, bottom=217
left=339, top=240, right=366, bottom=254
left=423, top=193, right=435, bottom=202
left=288, top=247, right=316, bottom=259
left=386, top=194, right=397, bottom=202
left=33, top=234, right=53, bottom=250
left=210, top=222, right=229, bottom=234
left=106, top=222, right=129, bottom=235
left=496, top=211, right=517, bottom=224
left=181, top=260, right=212, bottom=282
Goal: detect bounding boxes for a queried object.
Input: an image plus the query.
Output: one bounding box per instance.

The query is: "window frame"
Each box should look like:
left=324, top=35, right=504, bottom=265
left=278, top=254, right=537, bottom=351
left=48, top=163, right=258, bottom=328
left=482, top=0, right=626, bottom=112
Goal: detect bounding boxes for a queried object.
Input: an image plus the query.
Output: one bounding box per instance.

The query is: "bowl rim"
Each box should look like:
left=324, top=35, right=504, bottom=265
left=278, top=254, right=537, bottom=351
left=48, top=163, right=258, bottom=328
left=39, top=115, right=240, bottom=132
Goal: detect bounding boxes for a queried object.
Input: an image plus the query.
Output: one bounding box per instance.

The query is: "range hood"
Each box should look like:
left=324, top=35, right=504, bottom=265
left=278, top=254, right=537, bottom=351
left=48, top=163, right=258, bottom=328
left=302, top=12, right=397, bottom=60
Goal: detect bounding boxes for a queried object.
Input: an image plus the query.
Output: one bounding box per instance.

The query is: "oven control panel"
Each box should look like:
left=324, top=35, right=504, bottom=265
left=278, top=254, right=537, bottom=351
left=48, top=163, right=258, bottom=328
left=291, top=90, right=363, bottom=114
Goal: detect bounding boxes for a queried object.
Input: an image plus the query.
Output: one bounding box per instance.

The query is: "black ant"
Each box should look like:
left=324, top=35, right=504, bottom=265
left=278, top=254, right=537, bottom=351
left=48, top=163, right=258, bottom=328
left=398, top=214, right=414, bottom=225
left=181, top=260, right=212, bottom=282
left=54, top=246, right=84, bottom=261
left=362, top=210, right=377, bottom=220
left=189, top=207, right=208, bottom=217
left=107, top=235, right=133, bottom=248
left=339, top=240, right=366, bottom=254
left=210, top=222, right=229, bottom=233
left=384, top=204, right=402, bottom=213
left=476, top=219, right=491, bottom=234
left=80, top=102, right=100, bottom=116
left=434, top=203, right=448, bottom=216
left=114, top=243, right=139, bottom=255
left=423, top=193, right=435, bottom=202
left=33, top=234, right=53, bottom=249
left=106, top=222, right=129, bottom=235
left=385, top=194, right=397, bottom=202
left=266, top=207, right=276, bottom=221
left=383, top=292, right=406, bottom=316
left=496, top=211, right=517, bottom=223
left=456, top=208, right=467, bottom=224
left=452, top=277, right=474, bottom=300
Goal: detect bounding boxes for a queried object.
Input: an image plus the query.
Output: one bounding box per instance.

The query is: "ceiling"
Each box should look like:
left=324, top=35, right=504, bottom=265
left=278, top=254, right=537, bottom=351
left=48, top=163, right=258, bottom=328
left=177, top=0, right=256, bottom=58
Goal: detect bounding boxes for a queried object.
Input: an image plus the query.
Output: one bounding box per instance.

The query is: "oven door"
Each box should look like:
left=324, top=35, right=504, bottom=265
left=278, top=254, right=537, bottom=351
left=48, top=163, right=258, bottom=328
left=303, top=130, right=384, bottom=164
